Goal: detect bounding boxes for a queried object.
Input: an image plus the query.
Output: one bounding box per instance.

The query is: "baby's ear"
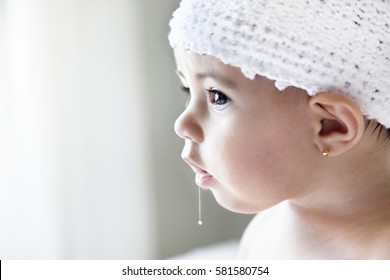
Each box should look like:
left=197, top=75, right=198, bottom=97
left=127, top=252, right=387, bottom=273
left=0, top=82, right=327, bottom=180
left=308, top=93, right=365, bottom=156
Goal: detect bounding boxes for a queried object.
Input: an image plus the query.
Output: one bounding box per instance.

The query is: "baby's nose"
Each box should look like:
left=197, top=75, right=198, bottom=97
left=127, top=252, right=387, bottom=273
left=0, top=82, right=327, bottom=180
left=174, top=107, right=204, bottom=143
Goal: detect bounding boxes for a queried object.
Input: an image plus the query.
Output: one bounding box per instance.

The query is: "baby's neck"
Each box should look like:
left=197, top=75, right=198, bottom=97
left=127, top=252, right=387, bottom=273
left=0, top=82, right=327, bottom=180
left=290, top=177, right=390, bottom=225
left=285, top=150, right=390, bottom=258
left=240, top=198, right=390, bottom=259
left=240, top=147, right=390, bottom=259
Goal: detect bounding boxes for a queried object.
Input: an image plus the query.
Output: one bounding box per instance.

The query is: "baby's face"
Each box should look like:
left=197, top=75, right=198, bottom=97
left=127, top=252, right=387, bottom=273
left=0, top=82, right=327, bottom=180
left=174, top=48, right=316, bottom=213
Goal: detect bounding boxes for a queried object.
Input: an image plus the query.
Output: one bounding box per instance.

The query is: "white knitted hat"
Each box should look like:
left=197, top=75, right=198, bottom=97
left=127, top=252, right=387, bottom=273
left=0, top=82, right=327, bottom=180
left=169, top=0, right=390, bottom=128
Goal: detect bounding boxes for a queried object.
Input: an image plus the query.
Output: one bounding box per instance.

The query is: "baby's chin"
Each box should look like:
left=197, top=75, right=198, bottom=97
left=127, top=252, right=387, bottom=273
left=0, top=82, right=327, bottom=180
left=210, top=188, right=271, bottom=214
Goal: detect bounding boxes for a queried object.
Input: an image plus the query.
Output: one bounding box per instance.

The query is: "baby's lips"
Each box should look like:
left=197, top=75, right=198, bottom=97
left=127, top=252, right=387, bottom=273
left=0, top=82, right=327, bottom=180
left=195, top=171, right=213, bottom=186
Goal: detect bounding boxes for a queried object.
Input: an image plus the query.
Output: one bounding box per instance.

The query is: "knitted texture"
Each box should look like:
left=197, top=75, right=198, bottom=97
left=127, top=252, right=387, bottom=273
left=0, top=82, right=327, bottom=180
left=169, top=0, right=390, bottom=128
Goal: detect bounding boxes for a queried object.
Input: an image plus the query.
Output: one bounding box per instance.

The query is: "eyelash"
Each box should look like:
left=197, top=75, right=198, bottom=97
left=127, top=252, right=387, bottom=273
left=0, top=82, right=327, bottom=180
left=180, top=86, right=232, bottom=110
left=180, top=86, right=191, bottom=96
left=180, top=86, right=191, bottom=107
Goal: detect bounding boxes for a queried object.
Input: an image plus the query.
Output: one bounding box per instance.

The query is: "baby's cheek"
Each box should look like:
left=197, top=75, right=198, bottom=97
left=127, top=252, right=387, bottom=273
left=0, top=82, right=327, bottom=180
left=222, top=128, right=288, bottom=185
left=218, top=132, right=267, bottom=186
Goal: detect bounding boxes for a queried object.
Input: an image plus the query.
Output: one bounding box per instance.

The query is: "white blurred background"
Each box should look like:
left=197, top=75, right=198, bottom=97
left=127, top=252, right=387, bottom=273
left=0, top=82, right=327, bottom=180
left=0, top=0, right=252, bottom=259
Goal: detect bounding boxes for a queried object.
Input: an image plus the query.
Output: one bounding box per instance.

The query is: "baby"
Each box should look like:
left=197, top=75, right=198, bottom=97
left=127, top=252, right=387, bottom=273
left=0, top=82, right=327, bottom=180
left=169, top=0, right=390, bottom=259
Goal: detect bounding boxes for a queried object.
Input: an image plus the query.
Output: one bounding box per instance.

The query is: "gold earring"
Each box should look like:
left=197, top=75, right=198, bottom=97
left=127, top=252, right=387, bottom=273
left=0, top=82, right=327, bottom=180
left=322, top=149, right=330, bottom=157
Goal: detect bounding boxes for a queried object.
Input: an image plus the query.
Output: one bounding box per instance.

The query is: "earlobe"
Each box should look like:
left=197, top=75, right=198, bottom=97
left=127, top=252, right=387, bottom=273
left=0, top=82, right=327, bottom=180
left=308, top=93, right=365, bottom=157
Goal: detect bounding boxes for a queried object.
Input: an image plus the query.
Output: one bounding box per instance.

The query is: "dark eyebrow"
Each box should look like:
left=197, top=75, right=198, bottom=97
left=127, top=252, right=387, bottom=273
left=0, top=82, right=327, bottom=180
left=175, top=70, right=237, bottom=89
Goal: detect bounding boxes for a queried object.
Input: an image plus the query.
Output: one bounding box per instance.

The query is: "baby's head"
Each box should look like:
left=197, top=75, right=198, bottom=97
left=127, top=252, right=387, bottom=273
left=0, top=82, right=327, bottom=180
left=170, top=0, right=390, bottom=128
left=169, top=0, right=390, bottom=213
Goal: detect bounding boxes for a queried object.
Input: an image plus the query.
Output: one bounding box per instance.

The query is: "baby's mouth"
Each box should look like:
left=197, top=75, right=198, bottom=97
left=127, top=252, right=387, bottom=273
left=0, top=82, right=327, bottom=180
left=183, top=159, right=214, bottom=187
left=195, top=170, right=213, bottom=187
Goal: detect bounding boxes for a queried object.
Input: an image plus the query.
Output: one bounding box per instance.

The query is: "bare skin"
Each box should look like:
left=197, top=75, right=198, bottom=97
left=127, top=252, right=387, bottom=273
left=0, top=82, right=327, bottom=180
left=174, top=48, right=390, bottom=259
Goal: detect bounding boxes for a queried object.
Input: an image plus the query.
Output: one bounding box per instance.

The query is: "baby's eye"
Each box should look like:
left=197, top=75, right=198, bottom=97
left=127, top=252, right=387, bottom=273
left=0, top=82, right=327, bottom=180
left=207, top=89, right=231, bottom=109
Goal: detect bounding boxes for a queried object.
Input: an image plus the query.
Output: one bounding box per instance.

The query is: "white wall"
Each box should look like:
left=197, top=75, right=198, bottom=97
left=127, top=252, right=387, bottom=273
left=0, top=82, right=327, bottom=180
left=0, top=0, right=252, bottom=260
left=0, top=0, right=156, bottom=259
